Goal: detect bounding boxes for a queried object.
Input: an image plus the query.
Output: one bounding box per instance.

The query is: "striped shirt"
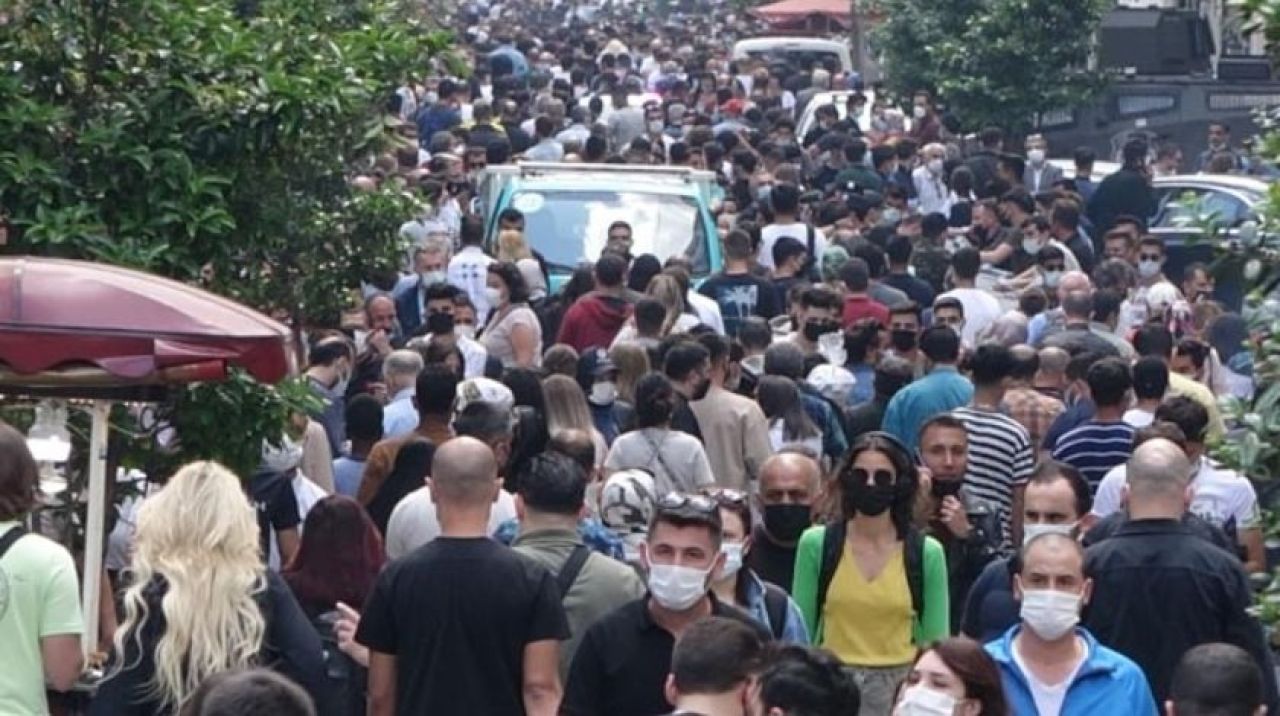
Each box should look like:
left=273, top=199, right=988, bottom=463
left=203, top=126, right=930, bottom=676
left=951, top=406, right=1034, bottom=535
left=1050, top=420, right=1136, bottom=493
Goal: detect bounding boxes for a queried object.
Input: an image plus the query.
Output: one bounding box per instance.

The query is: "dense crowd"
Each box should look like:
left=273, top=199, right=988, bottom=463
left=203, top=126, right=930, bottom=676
left=1, top=0, right=1276, bottom=715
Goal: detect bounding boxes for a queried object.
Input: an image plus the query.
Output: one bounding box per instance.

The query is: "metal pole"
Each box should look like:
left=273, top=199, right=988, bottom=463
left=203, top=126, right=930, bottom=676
left=80, top=400, right=110, bottom=657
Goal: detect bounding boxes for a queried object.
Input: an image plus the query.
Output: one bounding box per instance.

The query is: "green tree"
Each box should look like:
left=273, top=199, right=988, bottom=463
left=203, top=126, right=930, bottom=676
left=0, top=0, right=447, bottom=326
left=871, top=0, right=1109, bottom=134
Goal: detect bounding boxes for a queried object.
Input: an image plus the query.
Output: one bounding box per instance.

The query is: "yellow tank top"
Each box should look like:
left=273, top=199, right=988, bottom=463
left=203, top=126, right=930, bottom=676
left=821, top=543, right=915, bottom=666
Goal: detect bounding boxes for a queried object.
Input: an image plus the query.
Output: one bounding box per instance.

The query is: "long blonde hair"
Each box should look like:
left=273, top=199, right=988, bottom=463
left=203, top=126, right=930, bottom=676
left=543, top=374, right=595, bottom=434
left=111, top=461, right=267, bottom=712
left=497, top=229, right=533, bottom=262
left=646, top=274, right=687, bottom=335
left=609, top=342, right=651, bottom=404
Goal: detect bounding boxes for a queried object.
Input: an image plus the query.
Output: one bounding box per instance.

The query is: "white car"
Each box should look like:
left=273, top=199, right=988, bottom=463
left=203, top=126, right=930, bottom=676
left=732, top=37, right=854, bottom=75
left=796, top=90, right=909, bottom=143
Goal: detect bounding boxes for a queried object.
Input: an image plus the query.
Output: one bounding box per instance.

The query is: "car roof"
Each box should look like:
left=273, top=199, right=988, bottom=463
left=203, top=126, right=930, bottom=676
left=509, top=173, right=700, bottom=197
left=1152, top=174, right=1269, bottom=197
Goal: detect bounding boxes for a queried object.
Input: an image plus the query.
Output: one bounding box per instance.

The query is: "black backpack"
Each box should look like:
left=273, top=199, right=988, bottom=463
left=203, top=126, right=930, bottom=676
left=311, top=610, right=367, bottom=716
left=814, top=520, right=926, bottom=634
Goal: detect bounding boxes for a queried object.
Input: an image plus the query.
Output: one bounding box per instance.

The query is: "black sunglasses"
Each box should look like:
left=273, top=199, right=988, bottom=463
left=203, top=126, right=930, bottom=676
left=849, top=468, right=897, bottom=488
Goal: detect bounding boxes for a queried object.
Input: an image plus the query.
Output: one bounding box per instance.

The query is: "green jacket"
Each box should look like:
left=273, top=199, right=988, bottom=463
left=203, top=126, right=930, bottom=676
left=791, top=523, right=949, bottom=648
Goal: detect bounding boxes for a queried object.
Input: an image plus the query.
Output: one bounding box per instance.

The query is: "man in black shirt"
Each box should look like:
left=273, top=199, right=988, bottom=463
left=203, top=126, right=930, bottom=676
left=356, top=437, right=569, bottom=716
left=697, top=228, right=781, bottom=337
left=562, top=494, right=769, bottom=716
left=663, top=340, right=711, bottom=441
left=1083, top=439, right=1278, bottom=711
left=662, top=617, right=768, bottom=716
left=746, top=451, right=821, bottom=594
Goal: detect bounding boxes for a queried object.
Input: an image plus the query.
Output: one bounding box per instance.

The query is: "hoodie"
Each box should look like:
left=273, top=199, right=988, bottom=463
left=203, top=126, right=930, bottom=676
left=556, top=292, right=632, bottom=353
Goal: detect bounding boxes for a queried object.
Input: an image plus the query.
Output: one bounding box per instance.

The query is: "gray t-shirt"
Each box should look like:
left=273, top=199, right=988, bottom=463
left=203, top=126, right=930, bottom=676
left=604, top=427, right=715, bottom=495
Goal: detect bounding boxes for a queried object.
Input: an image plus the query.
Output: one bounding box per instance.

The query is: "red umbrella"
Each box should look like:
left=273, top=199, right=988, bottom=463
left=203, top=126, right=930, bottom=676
left=749, top=0, right=854, bottom=29
left=0, top=256, right=294, bottom=386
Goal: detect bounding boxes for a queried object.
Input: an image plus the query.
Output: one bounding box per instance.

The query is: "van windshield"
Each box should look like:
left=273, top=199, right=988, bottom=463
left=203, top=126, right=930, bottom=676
left=747, top=49, right=843, bottom=73
left=509, top=189, right=708, bottom=274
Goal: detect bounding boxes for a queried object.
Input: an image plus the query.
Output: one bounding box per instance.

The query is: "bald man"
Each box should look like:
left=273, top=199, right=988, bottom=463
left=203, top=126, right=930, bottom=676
left=747, top=449, right=821, bottom=593
left=1029, top=270, right=1091, bottom=346
left=357, top=437, right=570, bottom=716
left=1084, top=439, right=1279, bottom=710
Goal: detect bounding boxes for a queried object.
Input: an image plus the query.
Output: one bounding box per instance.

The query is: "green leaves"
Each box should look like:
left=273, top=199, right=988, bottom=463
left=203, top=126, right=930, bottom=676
left=870, top=0, right=1108, bottom=134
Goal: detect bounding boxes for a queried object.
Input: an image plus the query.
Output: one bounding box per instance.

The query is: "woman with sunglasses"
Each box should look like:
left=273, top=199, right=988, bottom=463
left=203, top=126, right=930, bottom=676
left=792, top=432, right=950, bottom=716
left=708, top=490, right=810, bottom=644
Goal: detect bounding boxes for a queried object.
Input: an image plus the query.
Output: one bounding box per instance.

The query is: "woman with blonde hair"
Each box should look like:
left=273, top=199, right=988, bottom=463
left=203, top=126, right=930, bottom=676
left=610, top=273, right=700, bottom=347
left=542, top=374, right=609, bottom=469
left=91, top=461, right=326, bottom=715
left=496, top=228, right=532, bottom=262
left=608, top=342, right=650, bottom=405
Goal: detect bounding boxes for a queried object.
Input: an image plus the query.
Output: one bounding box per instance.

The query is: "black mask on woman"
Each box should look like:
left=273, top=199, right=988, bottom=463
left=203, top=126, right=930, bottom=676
left=843, top=478, right=896, bottom=517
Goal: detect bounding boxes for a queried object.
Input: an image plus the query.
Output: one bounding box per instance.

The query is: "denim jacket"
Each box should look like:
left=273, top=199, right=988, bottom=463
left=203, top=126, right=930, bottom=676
left=737, top=569, right=810, bottom=645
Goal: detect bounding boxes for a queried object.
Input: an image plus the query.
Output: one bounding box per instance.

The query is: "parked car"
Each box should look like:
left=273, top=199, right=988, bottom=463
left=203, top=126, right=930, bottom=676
left=478, top=162, right=722, bottom=289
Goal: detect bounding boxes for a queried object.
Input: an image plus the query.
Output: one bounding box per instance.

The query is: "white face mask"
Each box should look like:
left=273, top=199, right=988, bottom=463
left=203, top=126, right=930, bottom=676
left=455, top=324, right=476, bottom=340
left=1022, top=521, right=1076, bottom=546
left=1020, top=588, right=1081, bottom=640
left=1042, top=269, right=1062, bottom=289
left=647, top=562, right=711, bottom=611
left=590, top=381, right=618, bottom=406
left=894, top=685, right=958, bottom=716
left=419, top=270, right=446, bottom=286
left=1137, top=259, right=1161, bottom=279
left=1022, top=238, right=1043, bottom=256
left=913, top=105, right=928, bottom=119
left=484, top=286, right=504, bottom=307
left=1028, top=148, right=1046, bottom=165
left=719, top=541, right=745, bottom=580
left=926, top=158, right=944, bottom=174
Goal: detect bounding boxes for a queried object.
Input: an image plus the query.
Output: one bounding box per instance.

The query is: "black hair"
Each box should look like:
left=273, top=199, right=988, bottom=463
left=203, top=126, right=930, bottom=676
left=453, top=400, right=513, bottom=443
left=344, top=394, right=384, bottom=443
left=851, top=241, right=887, bottom=278
left=663, top=340, right=711, bottom=383
left=771, top=183, right=800, bottom=214
left=1154, top=394, right=1209, bottom=444
left=968, top=343, right=1016, bottom=387
left=517, top=451, right=586, bottom=516
left=634, top=298, right=667, bottom=335
left=1134, top=323, right=1174, bottom=359
left=424, top=281, right=459, bottom=303
left=671, top=617, right=768, bottom=695
left=757, top=645, right=861, bottom=716
left=1010, top=347, right=1040, bottom=381
left=1086, top=356, right=1132, bottom=407
left=635, top=372, right=677, bottom=428
left=800, top=286, right=841, bottom=312
left=871, top=144, right=897, bottom=169
left=920, top=325, right=961, bottom=363
left=307, top=338, right=350, bottom=368
left=696, top=333, right=730, bottom=366
left=950, top=247, right=981, bottom=280
left=503, top=367, right=546, bottom=413
left=739, top=317, right=773, bottom=352
left=839, top=257, right=871, bottom=292
left=1131, top=356, right=1170, bottom=401
left=980, top=126, right=1004, bottom=148
left=416, top=364, right=461, bottom=415
left=1169, top=643, right=1263, bottom=716
left=1092, top=289, right=1123, bottom=324
left=487, top=261, right=531, bottom=304
left=1027, top=460, right=1093, bottom=518
left=1175, top=338, right=1210, bottom=370
left=772, top=236, right=807, bottom=268
left=184, top=669, right=315, bottom=716
left=885, top=234, right=913, bottom=266
left=594, top=253, right=627, bottom=287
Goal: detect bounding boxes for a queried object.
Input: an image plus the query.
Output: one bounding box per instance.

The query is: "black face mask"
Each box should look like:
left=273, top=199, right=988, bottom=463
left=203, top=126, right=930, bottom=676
left=691, top=377, right=712, bottom=401
left=843, top=479, right=896, bottom=517
left=891, top=328, right=918, bottom=352
left=803, top=319, right=837, bottom=342
left=763, top=504, right=812, bottom=543
left=426, top=311, right=455, bottom=336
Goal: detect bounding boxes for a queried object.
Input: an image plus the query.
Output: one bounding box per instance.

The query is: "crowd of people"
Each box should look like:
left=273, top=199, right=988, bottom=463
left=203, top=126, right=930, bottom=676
left=1, top=0, right=1277, bottom=715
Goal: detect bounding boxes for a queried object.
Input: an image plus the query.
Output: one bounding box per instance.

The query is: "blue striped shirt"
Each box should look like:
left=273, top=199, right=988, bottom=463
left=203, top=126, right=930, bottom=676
left=1051, top=420, right=1136, bottom=493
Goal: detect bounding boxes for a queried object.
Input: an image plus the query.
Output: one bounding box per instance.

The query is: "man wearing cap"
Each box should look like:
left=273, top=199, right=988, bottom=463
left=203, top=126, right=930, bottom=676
left=383, top=377, right=521, bottom=559
left=578, top=348, right=635, bottom=446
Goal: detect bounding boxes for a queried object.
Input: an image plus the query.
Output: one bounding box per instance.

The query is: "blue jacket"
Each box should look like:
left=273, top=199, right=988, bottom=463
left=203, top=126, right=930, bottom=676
left=737, top=569, right=810, bottom=645
left=985, top=626, right=1158, bottom=716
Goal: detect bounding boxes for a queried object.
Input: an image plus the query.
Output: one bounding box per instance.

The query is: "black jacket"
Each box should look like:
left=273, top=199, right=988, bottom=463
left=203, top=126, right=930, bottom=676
left=928, top=491, right=1005, bottom=632
left=1083, top=518, right=1278, bottom=710
left=1086, top=167, right=1156, bottom=235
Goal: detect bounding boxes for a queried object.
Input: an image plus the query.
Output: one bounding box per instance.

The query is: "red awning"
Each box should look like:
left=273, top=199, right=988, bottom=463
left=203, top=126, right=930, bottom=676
left=0, top=257, right=294, bottom=385
left=749, top=0, right=854, bottom=28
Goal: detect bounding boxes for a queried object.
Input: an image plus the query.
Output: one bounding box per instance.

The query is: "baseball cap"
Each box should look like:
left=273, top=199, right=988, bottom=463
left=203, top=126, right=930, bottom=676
left=453, top=377, right=515, bottom=416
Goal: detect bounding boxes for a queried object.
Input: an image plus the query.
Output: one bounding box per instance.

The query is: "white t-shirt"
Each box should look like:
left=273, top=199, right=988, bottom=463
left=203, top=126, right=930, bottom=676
left=1012, top=635, right=1087, bottom=716
left=1122, top=408, right=1154, bottom=428
left=385, top=485, right=517, bottom=559
left=937, top=287, right=1003, bottom=348
left=758, top=222, right=828, bottom=271
left=1092, top=459, right=1261, bottom=533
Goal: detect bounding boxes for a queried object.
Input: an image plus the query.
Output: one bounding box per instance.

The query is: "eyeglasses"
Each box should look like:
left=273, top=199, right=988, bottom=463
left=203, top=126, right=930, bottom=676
left=657, top=492, right=718, bottom=514
left=848, top=468, right=897, bottom=487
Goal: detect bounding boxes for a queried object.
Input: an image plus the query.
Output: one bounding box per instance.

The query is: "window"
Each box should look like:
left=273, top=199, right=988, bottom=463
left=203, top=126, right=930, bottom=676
left=1152, top=187, right=1249, bottom=228
left=509, top=190, right=710, bottom=274
left=1116, top=94, right=1177, bottom=117
left=1208, top=93, right=1280, bottom=111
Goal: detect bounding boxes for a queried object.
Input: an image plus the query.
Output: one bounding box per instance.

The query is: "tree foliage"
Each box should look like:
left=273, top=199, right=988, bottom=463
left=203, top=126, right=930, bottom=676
left=0, top=0, right=445, bottom=325
left=871, top=0, right=1109, bottom=134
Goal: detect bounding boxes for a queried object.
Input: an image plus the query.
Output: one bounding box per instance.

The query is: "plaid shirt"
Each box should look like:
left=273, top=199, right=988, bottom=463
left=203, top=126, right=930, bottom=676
left=1003, top=387, right=1065, bottom=451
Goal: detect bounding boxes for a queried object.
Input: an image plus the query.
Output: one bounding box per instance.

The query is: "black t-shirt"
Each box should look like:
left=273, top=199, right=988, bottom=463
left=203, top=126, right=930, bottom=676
left=562, top=597, right=768, bottom=716
left=250, top=468, right=301, bottom=560
left=697, top=272, right=781, bottom=337
left=355, top=537, right=569, bottom=716
left=747, top=524, right=800, bottom=595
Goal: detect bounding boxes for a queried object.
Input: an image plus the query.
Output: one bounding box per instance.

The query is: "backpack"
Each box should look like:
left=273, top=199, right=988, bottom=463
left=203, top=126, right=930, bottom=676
left=815, top=520, right=925, bottom=633
left=761, top=582, right=791, bottom=640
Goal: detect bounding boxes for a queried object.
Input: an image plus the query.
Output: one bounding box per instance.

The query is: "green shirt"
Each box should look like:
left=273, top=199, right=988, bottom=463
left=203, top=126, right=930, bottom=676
left=790, top=523, right=949, bottom=654
left=0, top=521, right=83, bottom=715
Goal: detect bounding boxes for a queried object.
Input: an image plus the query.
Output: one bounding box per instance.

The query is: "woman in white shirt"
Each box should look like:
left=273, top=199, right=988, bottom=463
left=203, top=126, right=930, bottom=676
left=605, top=373, right=714, bottom=495
left=479, top=261, right=542, bottom=368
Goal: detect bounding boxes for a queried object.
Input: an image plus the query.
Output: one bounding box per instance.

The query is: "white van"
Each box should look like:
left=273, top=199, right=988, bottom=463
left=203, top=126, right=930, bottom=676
left=731, top=37, right=854, bottom=75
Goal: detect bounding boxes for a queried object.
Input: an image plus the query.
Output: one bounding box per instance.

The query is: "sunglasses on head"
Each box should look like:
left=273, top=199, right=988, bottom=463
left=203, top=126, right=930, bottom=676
left=708, top=488, right=749, bottom=507
left=658, top=492, right=718, bottom=514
